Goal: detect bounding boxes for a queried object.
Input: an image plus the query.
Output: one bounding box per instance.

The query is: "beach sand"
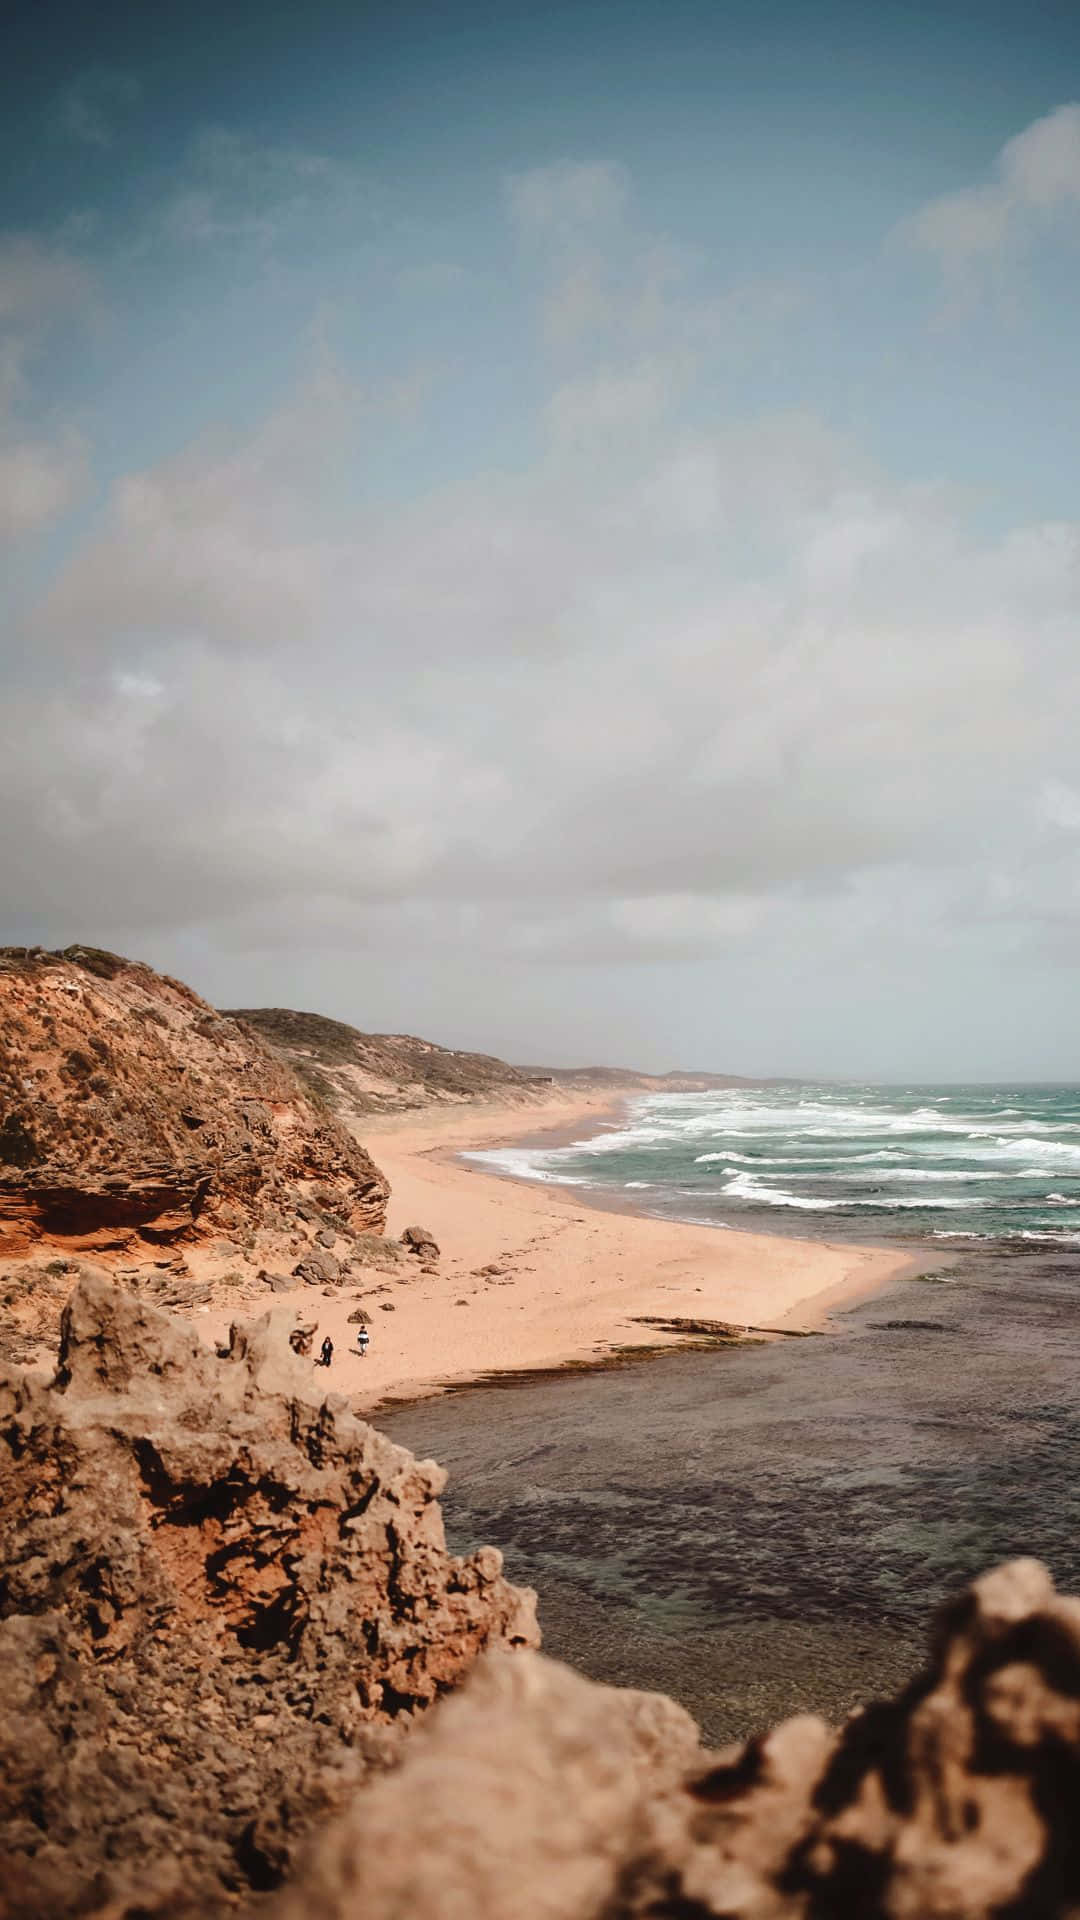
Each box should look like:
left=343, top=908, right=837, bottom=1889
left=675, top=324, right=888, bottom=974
left=203, top=1092, right=915, bottom=1411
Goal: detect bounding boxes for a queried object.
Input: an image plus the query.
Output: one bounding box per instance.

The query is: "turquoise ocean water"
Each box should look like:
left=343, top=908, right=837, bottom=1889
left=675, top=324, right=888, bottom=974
left=466, top=1083, right=1080, bottom=1246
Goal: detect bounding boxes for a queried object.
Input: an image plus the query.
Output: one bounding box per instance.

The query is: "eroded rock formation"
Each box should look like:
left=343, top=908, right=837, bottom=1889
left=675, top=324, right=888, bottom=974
left=0, top=1271, right=538, bottom=1918
left=275, top=1557, right=1080, bottom=1919
left=4, top=1263, right=1080, bottom=1919
left=0, top=946, right=389, bottom=1263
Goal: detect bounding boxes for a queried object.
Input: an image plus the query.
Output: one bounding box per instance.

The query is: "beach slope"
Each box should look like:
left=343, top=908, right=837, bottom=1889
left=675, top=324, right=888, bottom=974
left=205, top=1095, right=913, bottom=1410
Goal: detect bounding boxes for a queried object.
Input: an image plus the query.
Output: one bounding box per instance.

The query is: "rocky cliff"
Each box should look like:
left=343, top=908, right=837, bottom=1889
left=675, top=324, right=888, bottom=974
left=3, top=1273, right=1080, bottom=1918
left=0, top=1270, right=538, bottom=1918
left=0, top=947, right=389, bottom=1271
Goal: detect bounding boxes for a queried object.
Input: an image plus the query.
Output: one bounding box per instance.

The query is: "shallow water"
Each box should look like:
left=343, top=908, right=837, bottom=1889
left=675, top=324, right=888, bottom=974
left=382, top=1237, right=1080, bottom=1746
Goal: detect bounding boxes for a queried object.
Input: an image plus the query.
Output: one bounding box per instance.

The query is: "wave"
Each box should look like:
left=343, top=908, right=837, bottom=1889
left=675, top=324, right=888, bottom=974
left=462, top=1149, right=588, bottom=1187
left=720, top=1172, right=834, bottom=1211
left=721, top=1169, right=986, bottom=1211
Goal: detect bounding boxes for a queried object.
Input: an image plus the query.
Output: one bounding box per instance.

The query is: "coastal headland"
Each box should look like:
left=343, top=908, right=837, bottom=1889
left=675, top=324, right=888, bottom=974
left=203, top=1091, right=917, bottom=1411
left=1, top=946, right=913, bottom=1404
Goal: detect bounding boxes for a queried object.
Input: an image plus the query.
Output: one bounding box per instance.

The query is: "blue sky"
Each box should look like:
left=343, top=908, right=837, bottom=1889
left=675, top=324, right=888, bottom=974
left=3, top=0, right=1080, bottom=1075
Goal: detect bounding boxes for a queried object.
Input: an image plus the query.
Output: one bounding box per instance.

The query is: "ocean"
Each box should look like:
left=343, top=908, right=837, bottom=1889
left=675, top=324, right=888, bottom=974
left=464, top=1082, right=1080, bottom=1248
left=381, top=1083, right=1080, bottom=1746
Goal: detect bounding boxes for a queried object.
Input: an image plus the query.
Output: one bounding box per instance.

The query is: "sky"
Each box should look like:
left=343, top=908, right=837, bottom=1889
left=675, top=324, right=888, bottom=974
left=2, top=0, right=1080, bottom=1079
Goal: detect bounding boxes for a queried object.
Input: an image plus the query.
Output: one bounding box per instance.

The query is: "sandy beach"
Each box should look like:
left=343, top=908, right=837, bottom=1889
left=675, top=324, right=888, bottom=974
left=205, top=1092, right=916, bottom=1411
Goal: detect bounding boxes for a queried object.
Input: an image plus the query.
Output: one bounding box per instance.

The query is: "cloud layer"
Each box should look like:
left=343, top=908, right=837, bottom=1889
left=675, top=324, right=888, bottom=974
left=4, top=92, right=1080, bottom=1073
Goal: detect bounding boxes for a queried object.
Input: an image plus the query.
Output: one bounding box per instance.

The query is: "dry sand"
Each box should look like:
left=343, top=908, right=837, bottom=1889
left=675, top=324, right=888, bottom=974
left=205, top=1092, right=916, bottom=1411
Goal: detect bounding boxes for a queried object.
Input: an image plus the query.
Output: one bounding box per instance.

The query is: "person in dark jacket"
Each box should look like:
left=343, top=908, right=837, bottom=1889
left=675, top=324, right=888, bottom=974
left=318, top=1335, right=333, bottom=1367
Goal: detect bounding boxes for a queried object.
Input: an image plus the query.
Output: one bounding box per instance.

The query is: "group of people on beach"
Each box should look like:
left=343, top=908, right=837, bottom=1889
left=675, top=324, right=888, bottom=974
left=315, top=1326, right=369, bottom=1368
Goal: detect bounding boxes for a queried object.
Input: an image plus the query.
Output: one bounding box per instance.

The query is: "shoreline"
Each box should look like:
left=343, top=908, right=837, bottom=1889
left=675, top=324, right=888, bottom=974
left=205, top=1089, right=919, bottom=1411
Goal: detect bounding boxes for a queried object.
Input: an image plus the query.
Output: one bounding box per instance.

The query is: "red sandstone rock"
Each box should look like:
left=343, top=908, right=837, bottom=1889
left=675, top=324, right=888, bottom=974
left=0, top=946, right=389, bottom=1266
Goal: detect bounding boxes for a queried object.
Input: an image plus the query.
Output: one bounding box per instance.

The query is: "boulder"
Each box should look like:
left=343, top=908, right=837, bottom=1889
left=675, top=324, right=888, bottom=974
left=401, top=1225, right=439, bottom=1261
left=293, top=1249, right=340, bottom=1287
left=274, top=1557, right=1080, bottom=1920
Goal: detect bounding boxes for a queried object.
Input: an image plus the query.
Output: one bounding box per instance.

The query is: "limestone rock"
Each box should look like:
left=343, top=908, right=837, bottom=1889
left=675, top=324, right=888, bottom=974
left=260, top=1271, right=297, bottom=1294
left=293, top=1248, right=341, bottom=1287
left=271, top=1558, right=1080, bottom=1920
left=401, top=1224, right=439, bottom=1261
left=0, top=1272, right=538, bottom=1918
left=271, top=1650, right=704, bottom=1920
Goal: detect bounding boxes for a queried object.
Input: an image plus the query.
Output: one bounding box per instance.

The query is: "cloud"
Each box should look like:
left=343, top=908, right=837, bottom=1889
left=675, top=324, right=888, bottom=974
left=0, top=432, right=87, bottom=540
left=0, top=238, right=95, bottom=541
left=9, top=337, right=1080, bottom=974
left=0, top=235, right=94, bottom=326
left=158, top=127, right=372, bottom=250
left=54, top=67, right=141, bottom=149
left=903, top=101, right=1080, bottom=281
left=4, top=144, right=1080, bottom=1074
left=505, top=161, right=629, bottom=242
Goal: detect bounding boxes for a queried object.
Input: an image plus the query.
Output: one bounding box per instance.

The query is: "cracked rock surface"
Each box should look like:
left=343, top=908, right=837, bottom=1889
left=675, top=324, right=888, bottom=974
left=272, top=1558, right=1080, bottom=1920
left=0, top=1271, right=538, bottom=1918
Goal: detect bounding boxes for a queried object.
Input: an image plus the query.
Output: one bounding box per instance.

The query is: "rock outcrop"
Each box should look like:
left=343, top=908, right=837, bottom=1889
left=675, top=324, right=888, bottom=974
left=0, top=1271, right=538, bottom=1918
left=0, top=947, right=389, bottom=1264
left=273, top=1557, right=1080, bottom=1919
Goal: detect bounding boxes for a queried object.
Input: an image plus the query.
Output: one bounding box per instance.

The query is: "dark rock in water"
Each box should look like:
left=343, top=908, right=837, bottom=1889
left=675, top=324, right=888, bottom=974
left=401, top=1225, right=439, bottom=1261
left=0, top=1272, right=538, bottom=1919
left=869, top=1317, right=956, bottom=1333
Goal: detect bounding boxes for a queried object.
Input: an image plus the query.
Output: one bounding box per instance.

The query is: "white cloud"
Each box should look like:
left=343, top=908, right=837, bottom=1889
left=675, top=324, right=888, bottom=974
left=0, top=235, right=94, bottom=326
left=0, top=238, right=95, bottom=541
left=9, top=345, right=1080, bottom=969
left=903, top=101, right=1080, bottom=280
left=0, top=432, right=87, bottom=540
left=5, top=145, right=1080, bottom=1072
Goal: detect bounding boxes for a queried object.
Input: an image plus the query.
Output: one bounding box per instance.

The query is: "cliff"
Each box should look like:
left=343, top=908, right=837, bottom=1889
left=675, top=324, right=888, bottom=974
left=0, top=1270, right=538, bottom=1918
left=3, top=1274, right=1080, bottom=1918
left=0, top=947, right=389, bottom=1267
